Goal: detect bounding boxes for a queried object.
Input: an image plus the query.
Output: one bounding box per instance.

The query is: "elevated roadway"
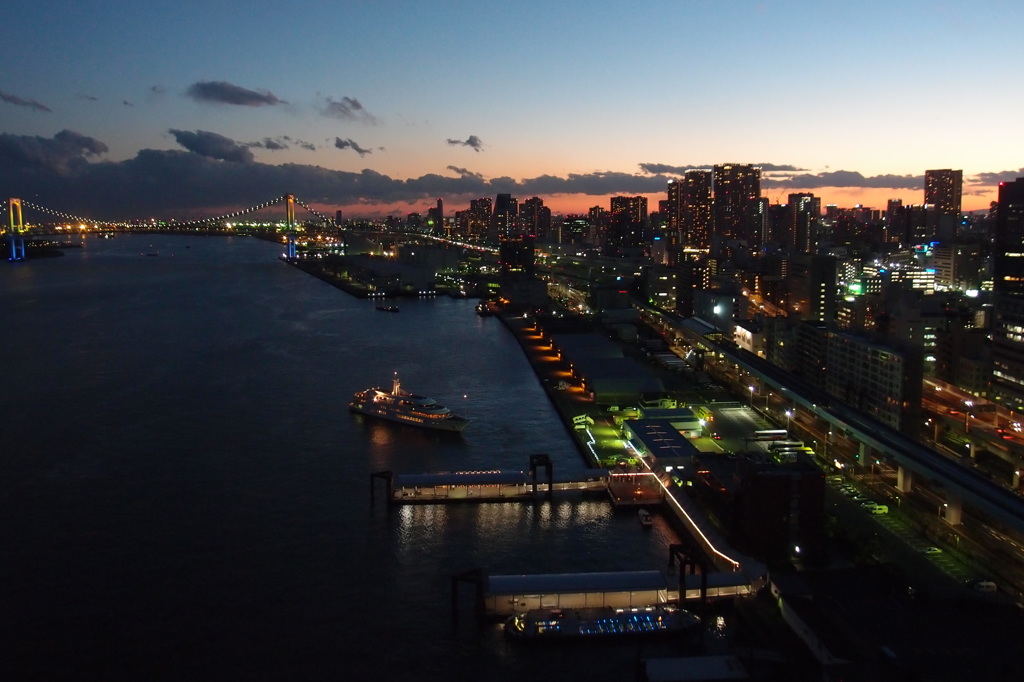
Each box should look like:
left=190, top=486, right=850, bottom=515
left=716, top=342, right=1024, bottom=536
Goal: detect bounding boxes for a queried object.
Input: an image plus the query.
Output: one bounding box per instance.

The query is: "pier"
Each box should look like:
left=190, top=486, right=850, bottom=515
left=370, top=462, right=664, bottom=505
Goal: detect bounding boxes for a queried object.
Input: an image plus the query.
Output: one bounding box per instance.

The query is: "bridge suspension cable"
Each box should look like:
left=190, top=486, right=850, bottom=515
left=17, top=200, right=130, bottom=228
left=9, top=194, right=333, bottom=229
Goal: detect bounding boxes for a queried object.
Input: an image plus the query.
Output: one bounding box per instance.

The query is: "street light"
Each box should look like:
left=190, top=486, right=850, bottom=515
left=748, top=385, right=755, bottom=406
left=785, top=409, right=792, bottom=431
left=964, top=400, right=973, bottom=433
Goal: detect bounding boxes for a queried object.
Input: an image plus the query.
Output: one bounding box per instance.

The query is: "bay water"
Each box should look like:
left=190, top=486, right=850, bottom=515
left=3, top=234, right=694, bottom=680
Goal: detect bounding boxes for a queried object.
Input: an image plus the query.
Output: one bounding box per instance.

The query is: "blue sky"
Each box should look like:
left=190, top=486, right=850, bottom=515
left=2, top=0, right=1023, bottom=220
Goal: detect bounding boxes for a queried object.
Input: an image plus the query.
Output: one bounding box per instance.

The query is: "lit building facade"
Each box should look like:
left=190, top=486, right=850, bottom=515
left=825, top=331, right=922, bottom=431
left=925, top=169, right=963, bottom=216
left=991, top=177, right=1024, bottom=409
left=491, top=193, right=518, bottom=242
left=519, top=197, right=551, bottom=241
left=467, top=198, right=492, bottom=240
left=713, top=164, right=761, bottom=246
left=788, top=193, right=821, bottom=254
left=667, top=171, right=713, bottom=249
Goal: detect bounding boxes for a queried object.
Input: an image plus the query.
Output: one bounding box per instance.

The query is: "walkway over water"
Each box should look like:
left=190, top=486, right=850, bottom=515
left=378, top=468, right=609, bottom=502
left=454, top=567, right=754, bottom=620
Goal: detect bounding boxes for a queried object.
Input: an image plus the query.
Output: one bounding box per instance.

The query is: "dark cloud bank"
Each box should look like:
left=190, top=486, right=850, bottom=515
left=447, top=135, right=484, bottom=152
left=0, top=89, right=52, bottom=113
left=186, top=81, right=284, bottom=107
left=1, top=130, right=1015, bottom=220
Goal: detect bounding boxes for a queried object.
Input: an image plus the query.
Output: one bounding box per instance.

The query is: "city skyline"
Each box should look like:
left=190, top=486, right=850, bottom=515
left=2, top=0, right=1023, bottom=220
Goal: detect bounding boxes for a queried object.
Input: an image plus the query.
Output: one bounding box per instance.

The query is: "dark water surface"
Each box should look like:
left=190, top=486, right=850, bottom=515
left=2, top=235, right=695, bottom=680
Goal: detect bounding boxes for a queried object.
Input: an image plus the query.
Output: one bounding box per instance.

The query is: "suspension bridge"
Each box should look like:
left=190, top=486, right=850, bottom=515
left=4, top=194, right=334, bottom=262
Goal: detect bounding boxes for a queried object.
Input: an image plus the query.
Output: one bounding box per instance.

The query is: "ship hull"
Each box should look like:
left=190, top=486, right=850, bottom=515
left=349, top=401, right=470, bottom=432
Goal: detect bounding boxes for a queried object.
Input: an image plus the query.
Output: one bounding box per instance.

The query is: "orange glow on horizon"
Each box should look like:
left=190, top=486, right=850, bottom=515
left=317, top=184, right=998, bottom=221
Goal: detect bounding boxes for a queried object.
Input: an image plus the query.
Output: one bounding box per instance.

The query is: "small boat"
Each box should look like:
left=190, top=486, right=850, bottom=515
left=505, top=605, right=698, bottom=640
left=475, top=301, right=493, bottom=317
left=638, top=509, right=653, bottom=527
left=376, top=303, right=399, bottom=312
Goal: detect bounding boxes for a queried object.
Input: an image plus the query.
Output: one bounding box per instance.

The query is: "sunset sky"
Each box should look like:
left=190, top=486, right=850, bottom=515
left=2, top=0, right=1023, bottom=221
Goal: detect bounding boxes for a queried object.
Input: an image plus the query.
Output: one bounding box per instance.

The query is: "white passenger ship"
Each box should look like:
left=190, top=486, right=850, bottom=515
left=349, top=374, right=470, bottom=432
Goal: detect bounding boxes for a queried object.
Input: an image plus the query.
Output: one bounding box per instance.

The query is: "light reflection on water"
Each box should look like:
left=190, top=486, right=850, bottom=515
left=3, top=234, right=706, bottom=681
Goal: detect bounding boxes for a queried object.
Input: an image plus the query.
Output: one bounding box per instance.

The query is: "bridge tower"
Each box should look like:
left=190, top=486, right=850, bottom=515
left=7, top=198, right=27, bottom=261
left=285, top=193, right=297, bottom=261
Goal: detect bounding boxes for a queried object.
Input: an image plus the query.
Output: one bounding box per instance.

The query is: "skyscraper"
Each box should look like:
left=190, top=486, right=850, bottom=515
left=468, top=198, right=492, bottom=240
left=610, top=195, right=648, bottom=224
left=713, top=164, right=761, bottom=246
left=991, top=177, right=1024, bottom=409
left=607, top=196, right=649, bottom=255
left=666, top=171, right=713, bottom=249
left=491, top=193, right=519, bottom=241
left=925, top=169, right=963, bottom=216
left=519, top=197, right=551, bottom=241
left=788, top=193, right=821, bottom=253
left=426, top=198, right=443, bottom=234
left=885, top=199, right=905, bottom=245
left=925, top=169, right=963, bottom=243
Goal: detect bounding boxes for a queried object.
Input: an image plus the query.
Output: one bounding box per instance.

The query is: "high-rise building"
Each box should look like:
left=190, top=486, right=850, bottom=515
left=666, top=179, right=684, bottom=242
left=991, top=177, right=1024, bottom=410
left=925, top=169, right=963, bottom=216
left=925, top=170, right=963, bottom=243
left=788, top=193, right=821, bottom=253
left=786, top=254, right=838, bottom=323
left=885, top=199, right=904, bottom=244
left=560, top=214, right=590, bottom=245
left=666, top=171, right=713, bottom=249
left=426, top=198, right=443, bottom=234
left=519, top=197, right=551, bottom=241
left=713, top=164, right=761, bottom=246
left=606, top=196, right=649, bottom=256
left=491, top=194, right=518, bottom=241
left=610, top=195, right=648, bottom=224
left=467, top=198, right=492, bottom=239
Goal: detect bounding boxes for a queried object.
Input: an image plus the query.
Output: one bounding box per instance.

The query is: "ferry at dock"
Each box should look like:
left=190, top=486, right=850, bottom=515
left=349, top=374, right=470, bottom=432
left=505, top=605, right=699, bottom=640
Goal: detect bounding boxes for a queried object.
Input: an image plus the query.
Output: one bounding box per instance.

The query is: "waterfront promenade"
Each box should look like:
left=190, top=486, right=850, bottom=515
left=495, top=311, right=637, bottom=467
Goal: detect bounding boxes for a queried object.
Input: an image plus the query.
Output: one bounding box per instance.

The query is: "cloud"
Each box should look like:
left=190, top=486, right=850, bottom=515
left=639, top=162, right=806, bottom=175
left=186, top=81, right=284, bottom=107
left=638, top=163, right=706, bottom=175
left=758, top=164, right=808, bottom=173
left=446, top=135, right=484, bottom=152
left=972, top=168, right=1024, bottom=186
left=150, top=85, right=165, bottom=95
left=168, top=129, right=254, bottom=163
left=334, top=137, right=372, bottom=156
left=0, top=129, right=107, bottom=176
left=0, top=130, right=1005, bottom=220
left=0, top=89, right=52, bottom=113
left=243, top=135, right=317, bottom=152
left=446, top=165, right=484, bottom=180
left=320, top=96, right=377, bottom=123
left=519, top=170, right=667, bottom=196
left=253, top=137, right=288, bottom=151
left=763, top=169, right=922, bottom=190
